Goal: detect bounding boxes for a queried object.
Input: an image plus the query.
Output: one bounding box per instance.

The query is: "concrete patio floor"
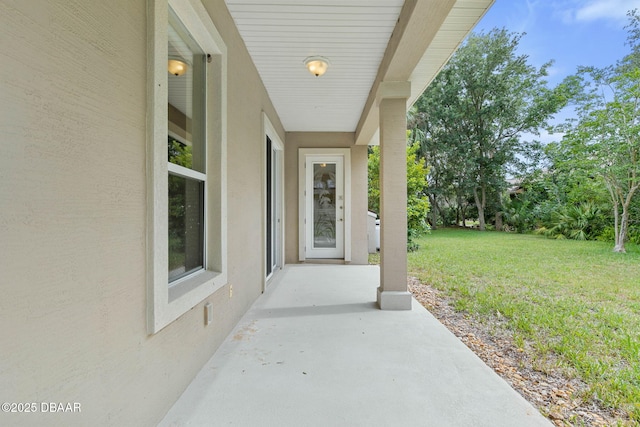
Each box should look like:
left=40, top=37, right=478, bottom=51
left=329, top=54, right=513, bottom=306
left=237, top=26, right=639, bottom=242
left=159, top=265, right=551, bottom=426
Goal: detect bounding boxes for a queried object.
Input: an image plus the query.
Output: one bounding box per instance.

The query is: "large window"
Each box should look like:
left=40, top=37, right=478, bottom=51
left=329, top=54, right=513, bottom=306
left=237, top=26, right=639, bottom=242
left=167, top=9, right=206, bottom=283
left=147, top=0, right=227, bottom=334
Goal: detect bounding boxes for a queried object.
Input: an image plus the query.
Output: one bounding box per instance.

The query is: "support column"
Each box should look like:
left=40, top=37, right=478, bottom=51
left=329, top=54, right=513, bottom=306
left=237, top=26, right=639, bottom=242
left=377, top=81, right=412, bottom=310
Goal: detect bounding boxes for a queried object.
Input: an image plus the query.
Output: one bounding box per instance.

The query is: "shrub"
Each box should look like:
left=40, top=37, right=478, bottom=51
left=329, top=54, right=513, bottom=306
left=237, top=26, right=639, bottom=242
left=538, top=203, right=605, bottom=240
left=368, top=141, right=431, bottom=251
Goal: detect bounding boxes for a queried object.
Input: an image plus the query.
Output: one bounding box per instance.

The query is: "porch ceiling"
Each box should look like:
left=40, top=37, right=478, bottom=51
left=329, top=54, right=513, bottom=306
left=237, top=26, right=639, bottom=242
left=225, top=0, right=494, bottom=140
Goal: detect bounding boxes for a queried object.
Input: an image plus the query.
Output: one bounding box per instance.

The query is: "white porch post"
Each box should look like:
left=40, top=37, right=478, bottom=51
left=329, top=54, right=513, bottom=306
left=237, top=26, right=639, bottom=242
left=377, top=81, right=412, bottom=310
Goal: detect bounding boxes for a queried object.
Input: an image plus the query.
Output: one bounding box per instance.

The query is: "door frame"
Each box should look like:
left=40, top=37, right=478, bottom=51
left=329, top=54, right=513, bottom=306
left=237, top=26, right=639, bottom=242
left=263, top=113, right=284, bottom=289
left=298, top=148, right=351, bottom=262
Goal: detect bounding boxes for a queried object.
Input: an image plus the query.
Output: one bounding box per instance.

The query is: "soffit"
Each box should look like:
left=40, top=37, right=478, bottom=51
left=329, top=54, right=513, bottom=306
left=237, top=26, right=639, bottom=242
left=225, top=0, right=493, bottom=135
left=408, top=0, right=495, bottom=106
left=225, top=0, right=404, bottom=132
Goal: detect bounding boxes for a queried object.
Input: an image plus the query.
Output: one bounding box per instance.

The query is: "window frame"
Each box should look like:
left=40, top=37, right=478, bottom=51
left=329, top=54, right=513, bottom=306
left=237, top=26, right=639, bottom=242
left=263, top=113, right=284, bottom=289
left=146, top=0, right=227, bottom=334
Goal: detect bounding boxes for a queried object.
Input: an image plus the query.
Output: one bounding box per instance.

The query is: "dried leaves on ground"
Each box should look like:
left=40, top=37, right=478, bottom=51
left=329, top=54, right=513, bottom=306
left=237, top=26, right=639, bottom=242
left=408, top=277, right=627, bottom=427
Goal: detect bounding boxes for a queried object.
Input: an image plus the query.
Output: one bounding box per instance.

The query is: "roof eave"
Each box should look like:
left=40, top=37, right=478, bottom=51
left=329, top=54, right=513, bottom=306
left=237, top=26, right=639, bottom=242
left=354, top=0, right=495, bottom=146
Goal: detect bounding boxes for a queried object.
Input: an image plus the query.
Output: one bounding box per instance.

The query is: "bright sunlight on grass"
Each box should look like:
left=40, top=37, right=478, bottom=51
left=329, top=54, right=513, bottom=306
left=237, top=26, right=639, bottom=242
left=407, top=229, right=640, bottom=422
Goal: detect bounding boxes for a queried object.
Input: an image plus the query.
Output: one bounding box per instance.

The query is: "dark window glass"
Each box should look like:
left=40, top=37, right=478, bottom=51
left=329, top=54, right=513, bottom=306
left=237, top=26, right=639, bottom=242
left=168, top=174, right=204, bottom=282
left=266, top=137, right=272, bottom=275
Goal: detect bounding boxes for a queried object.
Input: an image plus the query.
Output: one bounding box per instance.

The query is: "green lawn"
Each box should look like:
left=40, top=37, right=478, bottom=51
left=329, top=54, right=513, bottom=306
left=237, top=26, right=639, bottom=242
left=406, top=229, right=640, bottom=422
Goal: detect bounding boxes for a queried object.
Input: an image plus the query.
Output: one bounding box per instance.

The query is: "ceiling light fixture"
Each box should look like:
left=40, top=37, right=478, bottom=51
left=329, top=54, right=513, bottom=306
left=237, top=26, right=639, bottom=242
left=304, top=56, right=329, bottom=77
left=168, top=57, right=189, bottom=76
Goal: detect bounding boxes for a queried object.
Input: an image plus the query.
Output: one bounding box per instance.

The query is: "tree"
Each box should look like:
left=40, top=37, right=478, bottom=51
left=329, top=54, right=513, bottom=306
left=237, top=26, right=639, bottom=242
left=502, top=141, right=611, bottom=237
left=406, top=139, right=432, bottom=249
left=368, top=140, right=430, bottom=250
left=559, top=11, right=640, bottom=252
left=408, top=116, right=476, bottom=228
left=412, top=29, right=571, bottom=230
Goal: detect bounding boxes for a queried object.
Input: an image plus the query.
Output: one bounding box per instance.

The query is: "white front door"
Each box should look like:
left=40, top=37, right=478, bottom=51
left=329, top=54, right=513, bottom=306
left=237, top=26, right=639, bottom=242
left=305, top=155, right=344, bottom=259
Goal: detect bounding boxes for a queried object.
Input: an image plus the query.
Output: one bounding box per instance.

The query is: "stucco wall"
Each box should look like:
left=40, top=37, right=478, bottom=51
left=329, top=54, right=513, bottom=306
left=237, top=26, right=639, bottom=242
left=284, top=132, right=369, bottom=265
left=0, top=1, right=284, bottom=425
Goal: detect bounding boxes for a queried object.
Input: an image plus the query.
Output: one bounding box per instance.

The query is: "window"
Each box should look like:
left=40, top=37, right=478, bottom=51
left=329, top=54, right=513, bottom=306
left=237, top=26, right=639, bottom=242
left=167, top=9, right=206, bottom=283
left=147, top=0, right=227, bottom=334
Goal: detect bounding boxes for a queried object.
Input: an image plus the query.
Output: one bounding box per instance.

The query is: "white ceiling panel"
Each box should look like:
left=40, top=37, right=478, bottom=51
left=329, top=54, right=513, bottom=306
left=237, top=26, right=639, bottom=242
left=226, top=0, right=404, bottom=132
left=225, top=0, right=493, bottom=133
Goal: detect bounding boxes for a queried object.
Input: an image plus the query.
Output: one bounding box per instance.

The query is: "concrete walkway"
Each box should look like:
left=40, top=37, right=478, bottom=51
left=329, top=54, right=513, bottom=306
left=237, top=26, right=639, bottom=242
left=159, top=265, right=551, bottom=426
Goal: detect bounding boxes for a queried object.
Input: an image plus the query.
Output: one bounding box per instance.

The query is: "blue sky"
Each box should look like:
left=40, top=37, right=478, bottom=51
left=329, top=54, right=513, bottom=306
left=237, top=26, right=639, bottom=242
left=472, top=0, right=640, bottom=143
left=475, top=0, right=640, bottom=84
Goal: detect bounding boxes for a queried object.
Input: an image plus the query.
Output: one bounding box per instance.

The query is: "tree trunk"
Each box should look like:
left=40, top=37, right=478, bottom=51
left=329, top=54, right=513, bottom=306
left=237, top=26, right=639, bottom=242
left=473, top=186, right=486, bottom=231
left=609, top=177, right=639, bottom=252
left=614, top=213, right=628, bottom=253
left=462, top=205, right=467, bottom=228
left=495, top=212, right=503, bottom=232
left=614, top=202, right=631, bottom=253
left=429, top=195, right=438, bottom=230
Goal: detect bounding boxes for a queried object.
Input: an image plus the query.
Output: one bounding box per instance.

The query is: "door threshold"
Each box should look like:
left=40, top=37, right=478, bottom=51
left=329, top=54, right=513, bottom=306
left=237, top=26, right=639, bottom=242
left=301, top=259, right=348, bottom=265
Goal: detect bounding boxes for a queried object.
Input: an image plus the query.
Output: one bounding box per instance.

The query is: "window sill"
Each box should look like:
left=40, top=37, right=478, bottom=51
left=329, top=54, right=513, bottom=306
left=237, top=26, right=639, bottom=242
left=169, top=269, right=223, bottom=302
left=148, top=268, right=227, bottom=334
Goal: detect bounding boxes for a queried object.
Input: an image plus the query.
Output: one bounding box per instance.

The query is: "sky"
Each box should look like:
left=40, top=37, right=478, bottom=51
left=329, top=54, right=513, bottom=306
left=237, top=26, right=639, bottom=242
left=468, top=0, right=640, bottom=158
left=474, top=0, right=640, bottom=86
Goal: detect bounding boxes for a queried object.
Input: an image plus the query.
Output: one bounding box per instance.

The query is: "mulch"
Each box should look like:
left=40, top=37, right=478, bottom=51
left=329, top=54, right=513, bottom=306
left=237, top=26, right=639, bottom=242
left=408, top=277, right=630, bottom=426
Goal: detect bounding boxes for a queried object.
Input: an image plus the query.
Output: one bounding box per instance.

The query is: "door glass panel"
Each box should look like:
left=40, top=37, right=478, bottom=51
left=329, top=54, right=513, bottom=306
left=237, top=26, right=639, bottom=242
left=313, top=162, right=337, bottom=248
left=270, top=148, right=277, bottom=270
left=266, top=137, right=272, bottom=276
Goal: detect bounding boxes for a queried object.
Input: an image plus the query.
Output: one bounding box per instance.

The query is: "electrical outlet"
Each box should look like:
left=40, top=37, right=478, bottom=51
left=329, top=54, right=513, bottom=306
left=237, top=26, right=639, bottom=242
left=229, top=284, right=233, bottom=298
left=204, top=302, right=213, bottom=326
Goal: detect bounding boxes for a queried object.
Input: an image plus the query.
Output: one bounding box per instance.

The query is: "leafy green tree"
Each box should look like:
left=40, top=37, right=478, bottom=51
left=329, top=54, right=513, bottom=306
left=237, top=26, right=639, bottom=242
left=505, top=143, right=611, bottom=237
left=559, top=11, right=640, bottom=252
left=368, top=140, right=430, bottom=250
left=408, top=118, right=475, bottom=228
left=367, top=146, right=380, bottom=217
left=502, top=171, right=554, bottom=233
left=406, top=140, right=432, bottom=249
left=412, top=29, right=572, bottom=230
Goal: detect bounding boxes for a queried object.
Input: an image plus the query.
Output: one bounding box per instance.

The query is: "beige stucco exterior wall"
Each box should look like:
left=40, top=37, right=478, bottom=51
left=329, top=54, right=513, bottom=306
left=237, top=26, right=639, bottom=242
left=0, top=1, right=284, bottom=426
left=284, top=132, right=369, bottom=265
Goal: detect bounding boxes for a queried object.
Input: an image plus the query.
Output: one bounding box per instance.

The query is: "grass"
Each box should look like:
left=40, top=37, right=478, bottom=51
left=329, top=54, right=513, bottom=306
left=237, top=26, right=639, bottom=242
left=404, top=229, right=640, bottom=422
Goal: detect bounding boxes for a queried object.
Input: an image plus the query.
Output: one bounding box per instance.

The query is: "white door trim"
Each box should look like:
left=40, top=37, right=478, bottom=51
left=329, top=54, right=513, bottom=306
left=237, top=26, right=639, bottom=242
left=263, top=113, right=284, bottom=290
left=298, top=148, right=351, bottom=262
